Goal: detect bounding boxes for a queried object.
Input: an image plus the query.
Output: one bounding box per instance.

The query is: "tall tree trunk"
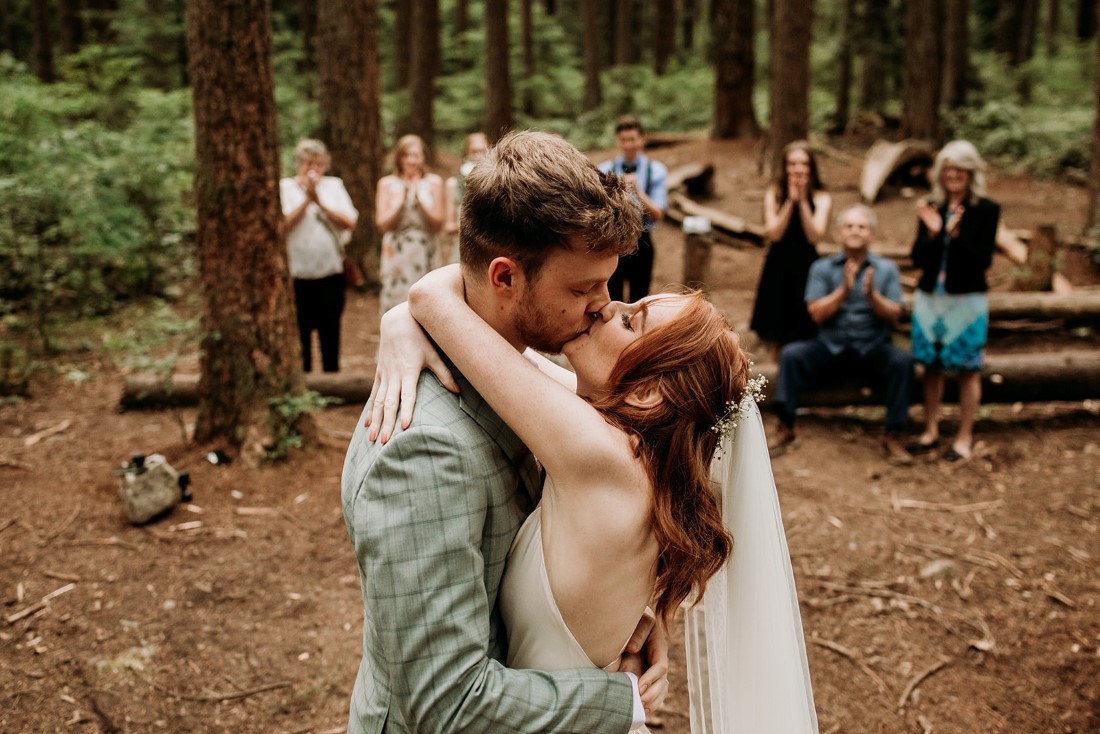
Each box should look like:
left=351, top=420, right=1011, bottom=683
left=85, top=0, right=116, bottom=40
left=454, top=0, right=468, bottom=68
left=858, top=0, right=889, bottom=111
left=582, top=0, right=602, bottom=110
left=768, top=0, right=812, bottom=172
left=408, top=0, right=439, bottom=154
left=942, top=0, right=969, bottom=109
left=185, top=0, right=308, bottom=457
left=394, top=0, right=411, bottom=88
left=1046, top=0, right=1060, bottom=55
left=544, top=0, right=555, bottom=15
left=1089, top=0, right=1100, bottom=229
left=30, top=0, right=54, bottom=83
left=317, top=0, right=382, bottom=288
left=653, top=0, right=675, bottom=74
left=681, top=0, right=697, bottom=55
left=58, top=0, right=83, bottom=54
left=1077, top=0, right=1096, bottom=40
left=299, top=0, right=316, bottom=75
left=485, top=0, right=512, bottom=141
left=614, top=0, right=632, bottom=65
left=521, top=0, right=535, bottom=114
left=901, top=0, right=943, bottom=141
left=832, top=0, right=855, bottom=132
left=713, top=0, right=759, bottom=138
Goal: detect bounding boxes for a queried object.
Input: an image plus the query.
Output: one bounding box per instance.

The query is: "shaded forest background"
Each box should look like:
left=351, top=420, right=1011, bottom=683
left=3, top=0, right=1100, bottom=443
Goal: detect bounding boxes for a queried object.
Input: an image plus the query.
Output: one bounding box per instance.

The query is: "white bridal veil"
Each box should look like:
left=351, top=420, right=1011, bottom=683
left=683, top=398, right=819, bottom=734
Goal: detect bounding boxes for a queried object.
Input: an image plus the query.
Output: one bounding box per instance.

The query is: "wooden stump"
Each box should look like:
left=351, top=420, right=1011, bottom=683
left=1014, top=224, right=1058, bottom=291
left=683, top=232, right=714, bottom=292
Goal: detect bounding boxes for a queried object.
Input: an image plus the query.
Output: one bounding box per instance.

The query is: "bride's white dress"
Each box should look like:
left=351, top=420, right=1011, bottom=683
left=497, top=401, right=817, bottom=734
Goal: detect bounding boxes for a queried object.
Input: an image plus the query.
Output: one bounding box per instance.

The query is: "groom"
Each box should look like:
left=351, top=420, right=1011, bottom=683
left=342, top=131, right=656, bottom=733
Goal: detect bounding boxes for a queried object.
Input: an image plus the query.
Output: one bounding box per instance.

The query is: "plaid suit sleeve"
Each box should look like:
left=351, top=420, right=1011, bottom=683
left=346, top=420, right=634, bottom=734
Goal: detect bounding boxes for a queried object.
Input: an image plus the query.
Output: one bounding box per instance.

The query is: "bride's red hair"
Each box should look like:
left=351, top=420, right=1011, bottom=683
left=589, top=291, right=749, bottom=622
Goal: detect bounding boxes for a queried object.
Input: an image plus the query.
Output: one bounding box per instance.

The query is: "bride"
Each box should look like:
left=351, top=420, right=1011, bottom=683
left=370, top=263, right=818, bottom=733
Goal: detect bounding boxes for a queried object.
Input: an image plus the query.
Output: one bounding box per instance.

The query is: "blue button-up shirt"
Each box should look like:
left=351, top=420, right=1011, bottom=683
left=804, top=252, right=902, bottom=356
left=598, top=154, right=668, bottom=232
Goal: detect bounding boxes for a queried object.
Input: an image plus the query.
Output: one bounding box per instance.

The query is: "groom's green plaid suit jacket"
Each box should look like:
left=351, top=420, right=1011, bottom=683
left=341, top=368, right=634, bottom=734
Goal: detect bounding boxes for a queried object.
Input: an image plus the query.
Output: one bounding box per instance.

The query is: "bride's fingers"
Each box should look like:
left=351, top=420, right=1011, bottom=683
left=398, top=373, right=419, bottom=431
left=365, top=371, right=382, bottom=430
left=378, top=377, right=402, bottom=444
left=640, top=675, right=669, bottom=712
left=624, top=606, right=656, bottom=654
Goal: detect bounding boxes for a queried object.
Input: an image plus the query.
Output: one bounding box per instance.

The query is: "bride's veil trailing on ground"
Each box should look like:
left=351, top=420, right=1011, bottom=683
left=683, top=399, right=818, bottom=734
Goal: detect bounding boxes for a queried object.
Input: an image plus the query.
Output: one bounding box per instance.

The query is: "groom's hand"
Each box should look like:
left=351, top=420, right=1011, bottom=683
left=621, top=607, right=670, bottom=716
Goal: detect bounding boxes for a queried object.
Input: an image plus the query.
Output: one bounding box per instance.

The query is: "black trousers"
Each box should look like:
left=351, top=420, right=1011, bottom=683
left=293, top=273, right=345, bottom=373
left=608, top=230, right=654, bottom=303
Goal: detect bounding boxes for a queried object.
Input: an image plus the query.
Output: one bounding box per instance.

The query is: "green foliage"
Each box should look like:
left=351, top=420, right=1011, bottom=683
left=266, top=390, right=341, bottom=460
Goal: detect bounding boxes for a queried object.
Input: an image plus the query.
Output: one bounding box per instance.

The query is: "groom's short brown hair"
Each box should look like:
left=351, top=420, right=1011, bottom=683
left=459, top=130, right=642, bottom=281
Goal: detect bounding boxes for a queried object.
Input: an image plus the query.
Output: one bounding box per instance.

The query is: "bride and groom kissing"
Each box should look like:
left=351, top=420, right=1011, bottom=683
left=341, top=131, right=817, bottom=733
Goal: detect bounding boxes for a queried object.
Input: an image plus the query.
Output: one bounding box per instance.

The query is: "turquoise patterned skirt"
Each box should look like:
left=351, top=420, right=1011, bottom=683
left=911, top=290, right=988, bottom=371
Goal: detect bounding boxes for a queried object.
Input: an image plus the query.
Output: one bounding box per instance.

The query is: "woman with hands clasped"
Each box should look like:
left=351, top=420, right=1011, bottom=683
left=376, top=134, right=445, bottom=315
left=909, top=141, right=1000, bottom=462
left=750, top=141, right=832, bottom=362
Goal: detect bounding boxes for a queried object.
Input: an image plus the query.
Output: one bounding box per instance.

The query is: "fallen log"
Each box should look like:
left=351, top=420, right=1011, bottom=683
left=901, top=291, right=1100, bottom=322
left=123, top=351, right=1100, bottom=410
left=860, top=139, right=935, bottom=203
left=665, top=163, right=715, bottom=199
left=751, top=350, right=1100, bottom=407
left=667, top=192, right=765, bottom=245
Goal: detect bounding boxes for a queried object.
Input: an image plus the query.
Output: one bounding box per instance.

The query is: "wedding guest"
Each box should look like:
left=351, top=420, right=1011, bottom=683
left=598, top=115, right=668, bottom=302
left=769, top=205, right=915, bottom=465
left=280, top=139, right=358, bottom=373
left=375, top=134, right=444, bottom=315
left=443, top=132, right=489, bottom=264
left=750, top=141, right=832, bottom=362
left=909, top=141, right=1000, bottom=462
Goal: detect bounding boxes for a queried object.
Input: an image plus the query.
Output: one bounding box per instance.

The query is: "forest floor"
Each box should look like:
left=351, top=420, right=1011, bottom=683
left=2, top=136, right=1099, bottom=733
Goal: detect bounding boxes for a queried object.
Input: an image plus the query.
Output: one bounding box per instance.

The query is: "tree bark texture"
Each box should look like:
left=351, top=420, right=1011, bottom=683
left=832, top=0, right=855, bottom=132
left=901, top=0, right=943, bottom=141
left=408, top=0, right=439, bottom=153
left=582, top=0, right=602, bottom=110
left=30, top=0, right=55, bottom=83
left=942, top=0, right=968, bottom=109
left=58, top=0, right=84, bottom=54
left=484, top=0, right=512, bottom=141
left=185, top=0, right=306, bottom=452
left=317, top=0, right=383, bottom=286
left=768, top=0, right=812, bottom=172
left=614, top=0, right=632, bottom=66
left=713, top=0, right=759, bottom=139
left=653, top=0, right=675, bottom=74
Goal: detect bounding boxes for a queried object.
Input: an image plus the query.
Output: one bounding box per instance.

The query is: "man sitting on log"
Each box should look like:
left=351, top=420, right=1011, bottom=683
left=769, top=204, right=916, bottom=465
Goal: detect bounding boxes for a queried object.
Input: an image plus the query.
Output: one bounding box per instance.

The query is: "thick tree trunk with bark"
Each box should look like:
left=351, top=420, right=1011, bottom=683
left=317, top=0, right=382, bottom=288
left=484, top=0, right=512, bottom=141
left=30, top=0, right=54, bottom=83
left=58, top=0, right=84, bottom=54
left=768, top=0, right=812, bottom=172
left=713, top=0, right=759, bottom=139
left=942, top=0, right=968, bottom=109
left=582, top=0, right=602, bottom=110
left=185, top=0, right=307, bottom=457
left=653, top=0, right=675, bottom=75
left=614, top=0, right=632, bottom=66
left=408, top=0, right=439, bottom=153
left=901, top=0, right=943, bottom=141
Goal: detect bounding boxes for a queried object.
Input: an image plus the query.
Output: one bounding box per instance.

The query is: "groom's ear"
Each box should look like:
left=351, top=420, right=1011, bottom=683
left=624, top=386, right=663, bottom=410
left=486, top=257, right=525, bottom=296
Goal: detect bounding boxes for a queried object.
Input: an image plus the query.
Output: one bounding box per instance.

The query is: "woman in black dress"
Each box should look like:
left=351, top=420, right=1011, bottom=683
left=750, top=141, right=832, bottom=362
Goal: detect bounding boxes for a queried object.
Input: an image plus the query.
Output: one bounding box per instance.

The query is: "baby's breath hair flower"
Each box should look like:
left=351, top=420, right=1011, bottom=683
left=712, top=370, right=767, bottom=456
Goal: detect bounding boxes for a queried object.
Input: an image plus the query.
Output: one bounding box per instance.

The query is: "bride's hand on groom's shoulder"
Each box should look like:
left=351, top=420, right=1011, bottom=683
left=365, top=302, right=459, bottom=443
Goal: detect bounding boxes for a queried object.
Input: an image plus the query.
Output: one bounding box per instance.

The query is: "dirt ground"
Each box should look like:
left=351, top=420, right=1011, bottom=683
left=2, top=138, right=1099, bottom=733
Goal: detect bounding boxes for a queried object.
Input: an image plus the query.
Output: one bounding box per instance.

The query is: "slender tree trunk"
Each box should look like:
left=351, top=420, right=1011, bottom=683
left=394, top=0, right=411, bottom=88
left=0, top=0, right=14, bottom=58
left=85, top=0, right=116, bottom=40
left=614, top=0, right=632, bottom=65
left=942, top=0, right=969, bottom=109
left=408, top=0, right=439, bottom=154
left=768, top=0, right=812, bottom=172
left=653, top=0, right=675, bottom=74
left=521, top=0, right=535, bottom=113
left=713, top=0, right=759, bottom=138
left=484, top=0, right=512, bottom=141
left=1077, top=0, right=1096, bottom=40
left=299, top=0, right=316, bottom=75
left=185, top=0, right=308, bottom=457
left=901, top=0, right=943, bottom=141
left=832, top=0, right=855, bottom=132
left=58, top=0, right=84, bottom=54
left=454, top=0, right=468, bottom=68
left=1046, top=0, right=1060, bottom=55
left=317, top=0, right=382, bottom=287
left=582, top=0, right=602, bottom=110
left=681, top=0, right=697, bottom=55
left=544, top=0, right=555, bottom=15
left=858, top=0, right=889, bottom=111
left=30, top=0, right=54, bottom=83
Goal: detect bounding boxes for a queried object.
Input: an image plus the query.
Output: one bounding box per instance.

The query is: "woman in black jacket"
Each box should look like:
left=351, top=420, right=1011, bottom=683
left=909, top=141, right=1000, bottom=461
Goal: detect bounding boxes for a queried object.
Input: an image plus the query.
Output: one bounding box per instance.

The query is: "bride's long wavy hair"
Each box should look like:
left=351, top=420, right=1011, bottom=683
left=589, top=291, right=750, bottom=623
